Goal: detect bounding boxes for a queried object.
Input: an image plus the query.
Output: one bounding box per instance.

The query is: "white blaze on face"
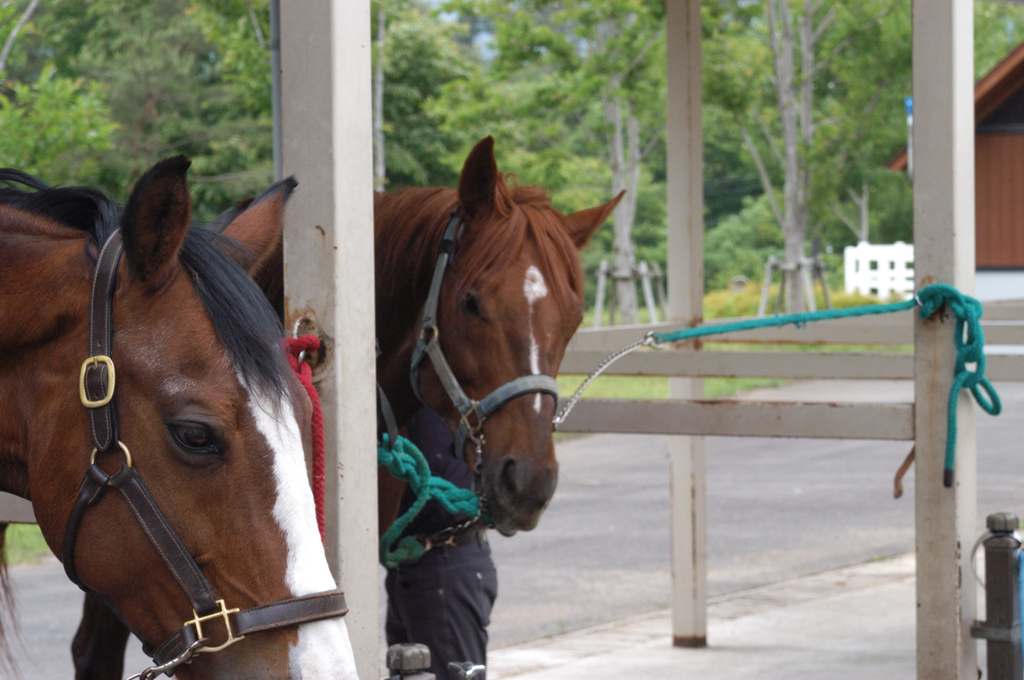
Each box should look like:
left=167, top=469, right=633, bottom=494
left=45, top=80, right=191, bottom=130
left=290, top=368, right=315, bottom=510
left=247, top=387, right=359, bottom=680
left=523, top=265, right=549, bottom=413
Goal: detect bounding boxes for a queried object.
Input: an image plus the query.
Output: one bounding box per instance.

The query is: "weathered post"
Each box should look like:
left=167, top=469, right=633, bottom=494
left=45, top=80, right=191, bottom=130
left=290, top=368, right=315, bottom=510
left=666, top=0, right=706, bottom=648
left=970, top=513, right=1023, bottom=680
left=280, top=3, right=379, bottom=678
left=913, top=2, right=977, bottom=678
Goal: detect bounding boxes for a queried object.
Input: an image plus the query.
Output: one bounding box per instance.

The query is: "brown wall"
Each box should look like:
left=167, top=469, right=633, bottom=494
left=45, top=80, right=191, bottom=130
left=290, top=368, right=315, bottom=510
left=977, top=133, right=1024, bottom=268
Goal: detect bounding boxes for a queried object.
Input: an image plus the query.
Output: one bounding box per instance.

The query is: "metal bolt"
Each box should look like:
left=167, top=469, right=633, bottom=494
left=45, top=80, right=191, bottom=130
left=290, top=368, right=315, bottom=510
left=386, top=644, right=431, bottom=674
left=987, top=512, right=1020, bottom=534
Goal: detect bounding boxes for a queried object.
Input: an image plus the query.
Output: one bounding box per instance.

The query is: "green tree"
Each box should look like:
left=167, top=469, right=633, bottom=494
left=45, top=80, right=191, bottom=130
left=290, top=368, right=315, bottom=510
left=441, top=0, right=666, bottom=323
left=0, top=67, right=117, bottom=183
left=0, top=1, right=117, bottom=186
left=375, top=2, right=475, bottom=189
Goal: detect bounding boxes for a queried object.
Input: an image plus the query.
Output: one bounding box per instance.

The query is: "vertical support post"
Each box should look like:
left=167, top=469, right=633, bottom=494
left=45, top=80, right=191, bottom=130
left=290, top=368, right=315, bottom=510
left=594, top=259, right=609, bottom=328
left=666, top=0, right=706, bottom=649
left=970, top=512, right=1023, bottom=680
left=639, top=260, right=660, bottom=323
left=280, top=3, right=379, bottom=679
left=913, top=2, right=977, bottom=678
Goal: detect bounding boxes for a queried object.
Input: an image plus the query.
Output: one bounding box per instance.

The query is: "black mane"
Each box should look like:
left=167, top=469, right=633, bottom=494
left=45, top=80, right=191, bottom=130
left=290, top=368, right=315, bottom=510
left=0, top=170, right=289, bottom=399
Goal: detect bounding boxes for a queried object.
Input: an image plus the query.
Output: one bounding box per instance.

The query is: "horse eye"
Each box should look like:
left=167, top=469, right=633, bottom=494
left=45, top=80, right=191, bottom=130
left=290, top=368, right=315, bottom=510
left=462, top=293, right=482, bottom=318
left=169, top=423, right=221, bottom=455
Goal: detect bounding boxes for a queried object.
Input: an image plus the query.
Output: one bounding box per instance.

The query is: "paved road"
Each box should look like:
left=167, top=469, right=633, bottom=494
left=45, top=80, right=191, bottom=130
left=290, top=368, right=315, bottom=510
left=487, top=379, right=1024, bottom=647
left=6, top=380, right=1024, bottom=675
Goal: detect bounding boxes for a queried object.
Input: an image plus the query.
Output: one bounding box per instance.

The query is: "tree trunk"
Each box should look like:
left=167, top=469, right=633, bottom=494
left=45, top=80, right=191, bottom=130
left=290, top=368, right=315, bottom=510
left=372, top=5, right=386, bottom=192
left=857, top=180, right=869, bottom=242
left=606, top=93, right=639, bottom=323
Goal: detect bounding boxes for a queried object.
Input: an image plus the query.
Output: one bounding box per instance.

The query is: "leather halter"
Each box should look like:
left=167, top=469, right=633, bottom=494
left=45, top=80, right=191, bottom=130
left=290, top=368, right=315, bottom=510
left=409, top=209, right=560, bottom=478
left=63, top=230, right=349, bottom=678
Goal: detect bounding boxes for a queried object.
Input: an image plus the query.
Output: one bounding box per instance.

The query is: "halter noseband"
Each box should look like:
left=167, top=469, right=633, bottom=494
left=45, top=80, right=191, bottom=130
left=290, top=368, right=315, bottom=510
left=408, top=209, right=560, bottom=482
left=63, top=230, right=348, bottom=679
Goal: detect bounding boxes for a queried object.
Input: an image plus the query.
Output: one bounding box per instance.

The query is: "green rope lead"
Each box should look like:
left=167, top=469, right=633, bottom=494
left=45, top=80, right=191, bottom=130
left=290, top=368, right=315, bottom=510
left=651, top=283, right=1001, bottom=487
left=377, top=434, right=481, bottom=568
left=917, top=284, right=1001, bottom=486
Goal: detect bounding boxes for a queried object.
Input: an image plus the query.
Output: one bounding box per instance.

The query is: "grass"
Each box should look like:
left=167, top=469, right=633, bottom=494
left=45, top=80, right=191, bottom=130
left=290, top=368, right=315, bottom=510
left=583, top=282, right=900, bottom=328
left=557, top=374, right=785, bottom=401
left=3, top=524, right=50, bottom=565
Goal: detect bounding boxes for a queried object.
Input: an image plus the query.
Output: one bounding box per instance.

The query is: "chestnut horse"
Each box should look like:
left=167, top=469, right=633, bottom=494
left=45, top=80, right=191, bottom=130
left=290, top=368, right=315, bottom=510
left=373, top=136, right=620, bottom=535
left=68, top=136, right=621, bottom=678
left=0, top=158, right=357, bottom=680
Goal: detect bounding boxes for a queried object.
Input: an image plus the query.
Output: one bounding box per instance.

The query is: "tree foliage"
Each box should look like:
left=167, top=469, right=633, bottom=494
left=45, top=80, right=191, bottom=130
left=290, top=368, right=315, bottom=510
left=4, top=0, right=1024, bottom=305
left=377, top=2, right=475, bottom=189
left=0, top=67, right=117, bottom=183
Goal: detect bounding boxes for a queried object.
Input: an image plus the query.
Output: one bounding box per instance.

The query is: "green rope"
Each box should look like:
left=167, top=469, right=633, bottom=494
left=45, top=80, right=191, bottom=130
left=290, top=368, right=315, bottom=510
left=916, top=284, right=1001, bottom=485
left=651, top=283, right=1001, bottom=487
left=377, top=434, right=481, bottom=568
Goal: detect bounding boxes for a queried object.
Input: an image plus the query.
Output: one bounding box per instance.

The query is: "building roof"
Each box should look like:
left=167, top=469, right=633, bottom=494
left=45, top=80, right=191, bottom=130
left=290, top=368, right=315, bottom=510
left=889, top=39, right=1024, bottom=171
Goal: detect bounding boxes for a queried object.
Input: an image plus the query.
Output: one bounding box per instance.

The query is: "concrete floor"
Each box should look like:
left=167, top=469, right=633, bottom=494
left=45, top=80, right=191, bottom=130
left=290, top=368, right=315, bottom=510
left=489, top=554, right=924, bottom=680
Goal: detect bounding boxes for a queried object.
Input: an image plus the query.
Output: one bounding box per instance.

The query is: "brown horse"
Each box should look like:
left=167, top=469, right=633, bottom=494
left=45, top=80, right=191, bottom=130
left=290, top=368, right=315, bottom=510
left=69, top=136, right=620, bottom=678
left=0, top=158, right=357, bottom=679
left=374, top=136, right=620, bottom=535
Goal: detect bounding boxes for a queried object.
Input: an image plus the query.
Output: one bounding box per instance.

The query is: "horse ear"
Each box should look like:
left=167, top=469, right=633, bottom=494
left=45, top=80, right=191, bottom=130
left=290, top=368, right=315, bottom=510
left=221, top=177, right=297, bottom=276
left=563, top=191, right=624, bottom=248
left=458, top=136, right=499, bottom=220
left=121, top=155, right=193, bottom=288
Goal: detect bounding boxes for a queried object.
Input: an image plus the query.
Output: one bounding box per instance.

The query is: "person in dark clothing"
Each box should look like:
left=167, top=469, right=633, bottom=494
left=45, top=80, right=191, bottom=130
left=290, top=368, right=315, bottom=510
left=385, top=407, right=498, bottom=680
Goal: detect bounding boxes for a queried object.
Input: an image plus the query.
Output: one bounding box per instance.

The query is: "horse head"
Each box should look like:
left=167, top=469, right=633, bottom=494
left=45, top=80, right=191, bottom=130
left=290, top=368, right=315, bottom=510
left=376, top=137, right=621, bottom=535
left=0, top=158, right=356, bottom=679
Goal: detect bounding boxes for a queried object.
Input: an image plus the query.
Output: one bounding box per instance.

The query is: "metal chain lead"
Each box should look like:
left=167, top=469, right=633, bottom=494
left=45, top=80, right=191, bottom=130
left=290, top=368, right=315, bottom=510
left=552, top=331, right=658, bottom=428
left=126, top=639, right=206, bottom=680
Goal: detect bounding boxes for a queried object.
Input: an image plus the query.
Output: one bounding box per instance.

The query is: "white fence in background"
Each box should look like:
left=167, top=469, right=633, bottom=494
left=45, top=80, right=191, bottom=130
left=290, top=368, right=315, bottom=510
left=844, top=240, right=915, bottom=299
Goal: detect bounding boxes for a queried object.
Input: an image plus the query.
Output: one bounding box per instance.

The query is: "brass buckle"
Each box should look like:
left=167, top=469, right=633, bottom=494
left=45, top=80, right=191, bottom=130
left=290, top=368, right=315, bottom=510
left=420, top=322, right=439, bottom=343
left=79, top=356, right=115, bottom=408
left=90, top=440, right=132, bottom=469
left=460, top=402, right=484, bottom=435
left=185, top=599, right=244, bottom=653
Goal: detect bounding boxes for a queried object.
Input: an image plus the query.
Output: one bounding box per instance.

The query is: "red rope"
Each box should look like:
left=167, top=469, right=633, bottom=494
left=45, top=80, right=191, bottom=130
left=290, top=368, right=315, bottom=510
left=285, top=335, right=326, bottom=545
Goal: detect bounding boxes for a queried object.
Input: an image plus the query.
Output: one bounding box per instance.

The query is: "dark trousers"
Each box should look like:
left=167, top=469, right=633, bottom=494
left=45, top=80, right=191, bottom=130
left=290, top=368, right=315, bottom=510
left=385, top=537, right=497, bottom=680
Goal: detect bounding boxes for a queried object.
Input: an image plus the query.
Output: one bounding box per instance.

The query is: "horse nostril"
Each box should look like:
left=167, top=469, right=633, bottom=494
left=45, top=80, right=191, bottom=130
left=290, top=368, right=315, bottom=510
left=500, top=457, right=519, bottom=499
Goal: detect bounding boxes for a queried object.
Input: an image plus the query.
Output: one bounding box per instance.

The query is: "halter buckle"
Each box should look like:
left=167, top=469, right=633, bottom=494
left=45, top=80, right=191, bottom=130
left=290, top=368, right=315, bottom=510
left=90, top=440, right=132, bottom=472
left=420, top=321, right=439, bottom=344
left=460, top=402, right=484, bottom=435
left=79, top=355, right=116, bottom=408
left=185, top=599, right=244, bottom=653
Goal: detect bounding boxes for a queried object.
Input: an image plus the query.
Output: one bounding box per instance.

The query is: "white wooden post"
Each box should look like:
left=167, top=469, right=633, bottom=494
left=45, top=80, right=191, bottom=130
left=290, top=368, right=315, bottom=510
left=280, top=3, right=380, bottom=679
left=665, top=0, right=706, bottom=649
left=913, top=2, right=977, bottom=679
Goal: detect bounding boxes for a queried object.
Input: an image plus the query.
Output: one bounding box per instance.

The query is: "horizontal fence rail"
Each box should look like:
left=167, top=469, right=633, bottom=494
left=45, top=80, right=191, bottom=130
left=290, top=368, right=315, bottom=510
left=3, top=302, right=1020, bottom=525
left=561, top=350, right=1024, bottom=382
left=569, top=306, right=1024, bottom=351
left=0, top=492, right=35, bottom=523
left=557, top=398, right=915, bottom=440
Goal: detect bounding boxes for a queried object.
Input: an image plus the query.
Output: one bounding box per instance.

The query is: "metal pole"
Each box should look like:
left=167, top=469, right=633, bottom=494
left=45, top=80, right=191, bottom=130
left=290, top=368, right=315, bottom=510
left=269, top=0, right=281, bottom=182
left=906, top=96, right=914, bottom=184
left=970, top=513, right=1023, bottom=680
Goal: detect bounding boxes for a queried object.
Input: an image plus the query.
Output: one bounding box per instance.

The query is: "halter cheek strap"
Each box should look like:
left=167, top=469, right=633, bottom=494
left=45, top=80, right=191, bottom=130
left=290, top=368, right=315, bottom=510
left=408, top=209, right=560, bottom=471
left=64, top=229, right=348, bottom=678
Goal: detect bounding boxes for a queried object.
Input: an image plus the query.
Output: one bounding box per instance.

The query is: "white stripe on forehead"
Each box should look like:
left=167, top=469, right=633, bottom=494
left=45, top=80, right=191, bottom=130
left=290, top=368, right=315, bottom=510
left=524, top=265, right=548, bottom=303
left=247, top=386, right=358, bottom=679
left=524, top=265, right=548, bottom=413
